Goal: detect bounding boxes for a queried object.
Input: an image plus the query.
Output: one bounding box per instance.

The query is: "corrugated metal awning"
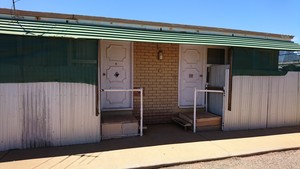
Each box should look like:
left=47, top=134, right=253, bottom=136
left=1, top=18, right=300, bottom=51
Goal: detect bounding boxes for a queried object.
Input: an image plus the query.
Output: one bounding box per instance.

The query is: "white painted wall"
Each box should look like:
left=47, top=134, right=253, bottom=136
left=223, top=72, right=300, bottom=131
left=0, top=82, right=100, bottom=151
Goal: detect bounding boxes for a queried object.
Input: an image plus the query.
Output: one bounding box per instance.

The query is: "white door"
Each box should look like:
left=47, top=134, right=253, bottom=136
left=179, top=45, right=206, bottom=107
left=101, top=40, right=132, bottom=110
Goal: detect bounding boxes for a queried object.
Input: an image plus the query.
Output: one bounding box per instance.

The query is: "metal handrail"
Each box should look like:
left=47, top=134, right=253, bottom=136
left=101, top=88, right=144, bottom=136
left=193, top=88, right=224, bottom=133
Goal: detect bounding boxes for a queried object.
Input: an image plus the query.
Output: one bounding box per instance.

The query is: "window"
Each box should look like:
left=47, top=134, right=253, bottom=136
left=207, top=48, right=225, bottom=64
left=279, top=51, right=300, bottom=71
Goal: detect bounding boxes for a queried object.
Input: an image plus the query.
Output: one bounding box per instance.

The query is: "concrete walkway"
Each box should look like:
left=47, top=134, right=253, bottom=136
left=0, top=124, right=300, bottom=169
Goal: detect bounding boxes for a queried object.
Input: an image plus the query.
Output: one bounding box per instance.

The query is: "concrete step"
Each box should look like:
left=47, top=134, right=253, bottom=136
left=102, top=112, right=139, bottom=140
left=178, top=112, right=222, bottom=131
left=171, top=116, right=192, bottom=130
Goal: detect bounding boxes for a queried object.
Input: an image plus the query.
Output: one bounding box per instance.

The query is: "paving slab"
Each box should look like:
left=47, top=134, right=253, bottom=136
left=0, top=125, right=299, bottom=169
left=0, top=157, right=49, bottom=169
left=85, top=141, right=230, bottom=169
left=51, top=155, right=82, bottom=169
left=32, top=156, right=69, bottom=169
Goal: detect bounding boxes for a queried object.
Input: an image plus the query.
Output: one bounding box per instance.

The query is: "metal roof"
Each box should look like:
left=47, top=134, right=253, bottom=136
left=1, top=18, right=300, bottom=51
left=0, top=8, right=293, bottom=41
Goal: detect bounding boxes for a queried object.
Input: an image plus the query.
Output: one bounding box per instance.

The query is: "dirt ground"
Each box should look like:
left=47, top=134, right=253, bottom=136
left=162, top=149, right=300, bottom=169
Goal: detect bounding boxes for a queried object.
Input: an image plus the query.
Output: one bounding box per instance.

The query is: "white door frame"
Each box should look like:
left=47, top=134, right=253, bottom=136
left=100, top=40, right=133, bottom=111
left=178, top=44, right=207, bottom=108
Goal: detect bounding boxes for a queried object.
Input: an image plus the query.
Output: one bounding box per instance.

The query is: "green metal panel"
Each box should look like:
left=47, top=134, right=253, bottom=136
left=0, top=18, right=300, bottom=51
left=0, top=34, right=98, bottom=84
left=232, top=47, right=287, bottom=76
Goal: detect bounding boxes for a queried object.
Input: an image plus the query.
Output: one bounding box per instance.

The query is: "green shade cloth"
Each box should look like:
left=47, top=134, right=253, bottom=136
left=232, top=47, right=288, bottom=76
left=0, top=34, right=98, bottom=84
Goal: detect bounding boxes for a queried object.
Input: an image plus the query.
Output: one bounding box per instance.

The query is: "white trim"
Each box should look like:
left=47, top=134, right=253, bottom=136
left=101, top=108, right=133, bottom=112
left=202, top=46, right=207, bottom=88
left=179, top=105, right=205, bottom=109
left=178, top=45, right=182, bottom=107
left=100, top=40, right=133, bottom=111
left=178, top=44, right=206, bottom=108
left=131, top=42, right=134, bottom=109
left=97, top=40, right=102, bottom=140
left=222, top=69, right=230, bottom=130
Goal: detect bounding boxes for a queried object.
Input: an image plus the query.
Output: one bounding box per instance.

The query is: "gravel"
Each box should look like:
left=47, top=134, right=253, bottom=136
left=161, top=149, right=300, bottom=169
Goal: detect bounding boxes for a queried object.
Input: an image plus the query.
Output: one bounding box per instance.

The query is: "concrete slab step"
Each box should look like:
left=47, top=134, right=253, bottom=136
left=171, top=116, right=192, bottom=130
left=102, top=112, right=139, bottom=140
left=178, top=112, right=222, bottom=131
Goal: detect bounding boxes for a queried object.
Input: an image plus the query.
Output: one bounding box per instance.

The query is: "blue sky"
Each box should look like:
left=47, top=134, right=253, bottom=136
left=1, top=0, right=300, bottom=43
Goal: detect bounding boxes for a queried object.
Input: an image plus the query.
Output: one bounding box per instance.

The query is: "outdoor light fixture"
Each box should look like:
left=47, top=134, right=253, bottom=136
left=158, top=50, right=163, bottom=60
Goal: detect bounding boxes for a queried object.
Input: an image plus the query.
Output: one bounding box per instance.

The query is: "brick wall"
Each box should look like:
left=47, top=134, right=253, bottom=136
left=133, top=42, right=180, bottom=124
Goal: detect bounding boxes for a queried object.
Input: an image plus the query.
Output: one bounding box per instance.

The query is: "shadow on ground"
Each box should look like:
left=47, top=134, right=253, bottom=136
left=1, top=124, right=300, bottom=162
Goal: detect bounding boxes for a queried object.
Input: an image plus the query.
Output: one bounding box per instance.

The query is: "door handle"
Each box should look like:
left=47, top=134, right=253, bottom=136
left=102, top=73, right=106, bottom=76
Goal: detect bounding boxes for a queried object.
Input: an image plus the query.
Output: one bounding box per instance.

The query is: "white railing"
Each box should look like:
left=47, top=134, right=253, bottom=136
left=193, top=88, right=224, bottom=133
left=101, top=88, right=144, bottom=136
